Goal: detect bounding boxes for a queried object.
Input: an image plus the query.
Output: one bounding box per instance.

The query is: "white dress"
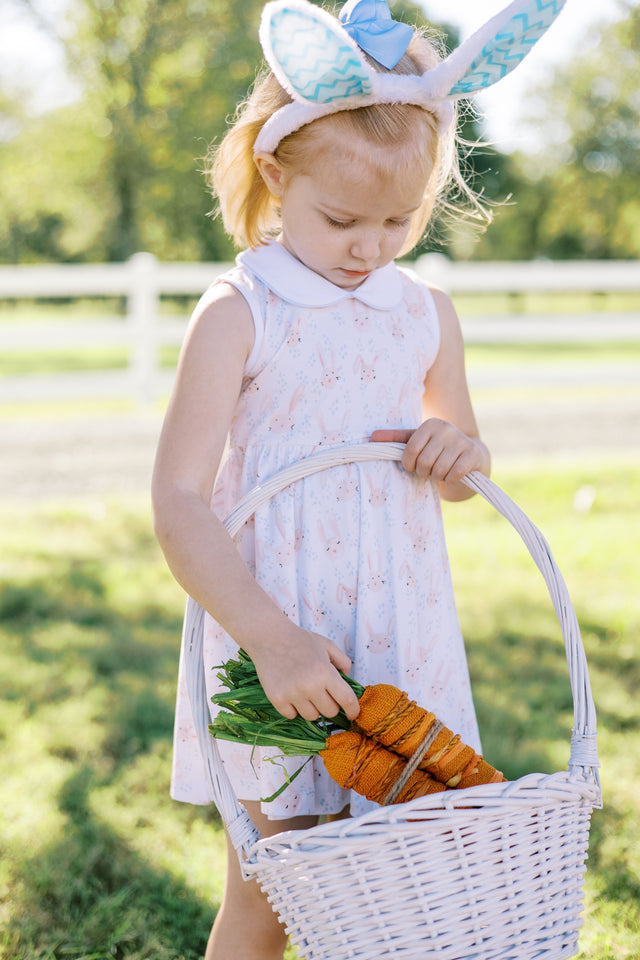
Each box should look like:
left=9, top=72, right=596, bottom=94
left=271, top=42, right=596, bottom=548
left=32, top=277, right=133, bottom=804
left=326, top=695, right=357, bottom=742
left=170, top=241, right=481, bottom=819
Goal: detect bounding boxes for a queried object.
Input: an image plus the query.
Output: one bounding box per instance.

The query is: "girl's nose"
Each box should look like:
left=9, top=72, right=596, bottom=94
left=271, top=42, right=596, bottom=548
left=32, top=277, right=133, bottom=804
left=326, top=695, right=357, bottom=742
left=351, top=230, right=381, bottom=262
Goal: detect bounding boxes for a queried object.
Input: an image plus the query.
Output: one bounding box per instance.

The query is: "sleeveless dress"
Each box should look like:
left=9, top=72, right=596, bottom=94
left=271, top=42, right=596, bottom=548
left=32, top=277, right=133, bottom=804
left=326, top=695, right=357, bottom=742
left=170, top=241, right=481, bottom=819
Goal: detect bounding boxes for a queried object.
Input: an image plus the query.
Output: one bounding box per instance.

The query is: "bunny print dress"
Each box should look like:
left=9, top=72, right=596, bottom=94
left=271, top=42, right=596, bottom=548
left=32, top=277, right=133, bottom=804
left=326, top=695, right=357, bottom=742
left=170, top=241, right=481, bottom=819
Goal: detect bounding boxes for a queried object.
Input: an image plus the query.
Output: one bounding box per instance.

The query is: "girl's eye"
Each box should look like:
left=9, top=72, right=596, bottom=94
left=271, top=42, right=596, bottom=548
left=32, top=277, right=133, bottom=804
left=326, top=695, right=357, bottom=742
left=388, top=218, right=411, bottom=228
left=326, top=216, right=354, bottom=229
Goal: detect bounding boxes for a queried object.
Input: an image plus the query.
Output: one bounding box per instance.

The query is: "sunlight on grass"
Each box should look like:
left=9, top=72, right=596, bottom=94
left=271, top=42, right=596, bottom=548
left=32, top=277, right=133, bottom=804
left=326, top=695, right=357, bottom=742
left=444, top=464, right=640, bottom=960
left=1, top=463, right=638, bottom=959
left=452, top=291, right=640, bottom=317
left=466, top=341, right=640, bottom=366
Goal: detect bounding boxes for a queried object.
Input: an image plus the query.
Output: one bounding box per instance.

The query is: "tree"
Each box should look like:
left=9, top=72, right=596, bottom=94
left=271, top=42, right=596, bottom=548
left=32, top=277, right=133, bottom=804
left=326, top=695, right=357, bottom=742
left=61, top=0, right=271, bottom=261
left=478, top=0, right=640, bottom=260
left=0, top=0, right=506, bottom=263
left=1, top=0, right=266, bottom=262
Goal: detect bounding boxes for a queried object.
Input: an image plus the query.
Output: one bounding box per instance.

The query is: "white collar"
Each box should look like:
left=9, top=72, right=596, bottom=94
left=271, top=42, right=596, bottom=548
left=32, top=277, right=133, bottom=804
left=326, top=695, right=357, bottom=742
left=236, top=242, right=403, bottom=309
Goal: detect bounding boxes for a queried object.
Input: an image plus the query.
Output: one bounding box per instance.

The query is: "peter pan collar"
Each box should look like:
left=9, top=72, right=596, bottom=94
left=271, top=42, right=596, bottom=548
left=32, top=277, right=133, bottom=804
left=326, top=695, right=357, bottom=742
left=236, top=241, right=403, bottom=309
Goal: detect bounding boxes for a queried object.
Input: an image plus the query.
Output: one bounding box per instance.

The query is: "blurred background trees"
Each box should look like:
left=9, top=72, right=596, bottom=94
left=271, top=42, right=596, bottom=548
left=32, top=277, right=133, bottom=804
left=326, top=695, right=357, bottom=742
left=0, top=0, right=637, bottom=264
left=477, top=0, right=640, bottom=262
left=1, top=0, right=266, bottom=263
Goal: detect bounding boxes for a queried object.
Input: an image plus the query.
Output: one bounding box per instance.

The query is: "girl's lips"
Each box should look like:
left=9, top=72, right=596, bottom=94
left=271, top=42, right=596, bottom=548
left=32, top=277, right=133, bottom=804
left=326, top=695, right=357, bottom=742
left=341, top=268, right=371, bottom=278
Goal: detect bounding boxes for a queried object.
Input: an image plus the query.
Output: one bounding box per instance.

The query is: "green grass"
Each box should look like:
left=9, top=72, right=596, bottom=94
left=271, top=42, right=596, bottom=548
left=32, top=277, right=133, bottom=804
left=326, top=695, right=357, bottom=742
left=444, top=465, right=640, bottom=960
left=3, top=340, right=639, bottom=380
left=451, top=290, right=640, bottom=316
left=465, top=341, right=640, bottom=366
left=1, top=290, right=638, bottom=323
left=0, top=296, right=196, bottom=322
left=1, top=464, right=639, bottom=959
left=0, top=346, right=181, bottom=378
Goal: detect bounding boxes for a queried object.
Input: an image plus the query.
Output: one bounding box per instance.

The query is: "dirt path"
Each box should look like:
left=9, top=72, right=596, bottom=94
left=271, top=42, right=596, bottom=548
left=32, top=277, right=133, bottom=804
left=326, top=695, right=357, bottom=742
left=1, top=391, right=639, bottom=502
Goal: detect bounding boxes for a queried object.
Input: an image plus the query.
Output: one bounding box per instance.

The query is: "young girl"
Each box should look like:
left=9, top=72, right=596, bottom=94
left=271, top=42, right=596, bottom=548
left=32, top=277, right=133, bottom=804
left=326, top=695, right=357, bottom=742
left=152, top=1, right=566, bottom=956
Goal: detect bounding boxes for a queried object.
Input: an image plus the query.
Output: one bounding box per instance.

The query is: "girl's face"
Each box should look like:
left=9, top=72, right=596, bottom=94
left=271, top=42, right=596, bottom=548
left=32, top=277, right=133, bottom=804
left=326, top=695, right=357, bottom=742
left=257, top=126, right=432, bottom=290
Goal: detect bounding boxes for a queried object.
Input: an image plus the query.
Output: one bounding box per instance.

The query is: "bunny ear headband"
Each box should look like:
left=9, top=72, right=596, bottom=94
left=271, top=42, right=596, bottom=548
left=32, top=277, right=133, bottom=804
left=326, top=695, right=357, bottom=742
left=254, top=0, right=567, bottom=153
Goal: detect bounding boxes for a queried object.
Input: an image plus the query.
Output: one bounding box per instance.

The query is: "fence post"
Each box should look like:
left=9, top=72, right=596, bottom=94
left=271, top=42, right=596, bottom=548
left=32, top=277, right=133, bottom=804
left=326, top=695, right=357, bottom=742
left=128, top=252, right=159, bottom=405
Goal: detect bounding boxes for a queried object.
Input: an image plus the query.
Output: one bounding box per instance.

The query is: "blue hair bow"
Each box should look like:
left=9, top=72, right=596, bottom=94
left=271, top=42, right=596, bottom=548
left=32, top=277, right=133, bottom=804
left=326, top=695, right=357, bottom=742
left=339, top=0, right=413, bottom=70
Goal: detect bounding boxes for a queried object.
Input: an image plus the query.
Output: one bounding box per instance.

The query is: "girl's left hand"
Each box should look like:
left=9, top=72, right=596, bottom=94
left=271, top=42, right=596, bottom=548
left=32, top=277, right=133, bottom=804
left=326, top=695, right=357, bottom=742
left=371, top=420, right=488, bottom=486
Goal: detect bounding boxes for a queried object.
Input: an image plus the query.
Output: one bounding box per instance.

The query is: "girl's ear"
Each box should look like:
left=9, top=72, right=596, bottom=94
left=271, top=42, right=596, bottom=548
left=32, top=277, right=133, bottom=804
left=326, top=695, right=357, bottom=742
left=254, top=152, right=287, bottom=197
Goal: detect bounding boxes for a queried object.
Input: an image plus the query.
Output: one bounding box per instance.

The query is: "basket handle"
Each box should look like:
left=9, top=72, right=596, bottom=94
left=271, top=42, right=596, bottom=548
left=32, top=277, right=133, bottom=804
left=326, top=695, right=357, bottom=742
left=184, top=442, right=600, bottom=859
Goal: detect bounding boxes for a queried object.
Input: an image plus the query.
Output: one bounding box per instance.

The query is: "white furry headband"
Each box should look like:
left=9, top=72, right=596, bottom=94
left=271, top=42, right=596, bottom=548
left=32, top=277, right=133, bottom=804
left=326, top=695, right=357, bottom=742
left=254, top=0, right=567, bottom=153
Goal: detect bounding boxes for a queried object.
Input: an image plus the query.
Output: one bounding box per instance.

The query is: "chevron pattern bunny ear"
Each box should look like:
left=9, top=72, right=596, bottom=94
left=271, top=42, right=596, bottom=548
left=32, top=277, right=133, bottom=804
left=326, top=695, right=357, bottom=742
left=260, top=0, right=374, bottom=104
left=253, top=0, right=569, bottom=154
left=447, top=0, right=566, bottom=96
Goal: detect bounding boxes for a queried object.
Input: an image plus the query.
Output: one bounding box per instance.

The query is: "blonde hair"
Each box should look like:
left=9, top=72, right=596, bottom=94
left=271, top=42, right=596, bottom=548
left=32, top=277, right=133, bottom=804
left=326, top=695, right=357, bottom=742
left=208, top=26, right=487, bottom=253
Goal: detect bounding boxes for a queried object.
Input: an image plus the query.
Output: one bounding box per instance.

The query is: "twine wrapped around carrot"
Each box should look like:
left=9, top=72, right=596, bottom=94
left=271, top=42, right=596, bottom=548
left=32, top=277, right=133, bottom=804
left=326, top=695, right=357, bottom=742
left=355, top=684, right=506, bottom=790
left=210, top=651, right=505, bottom=805
left=320, top=730, right=446, bottom=804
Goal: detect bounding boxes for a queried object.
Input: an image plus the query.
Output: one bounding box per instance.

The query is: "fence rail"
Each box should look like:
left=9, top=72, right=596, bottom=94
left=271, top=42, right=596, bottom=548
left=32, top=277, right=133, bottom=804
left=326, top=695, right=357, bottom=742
left=1, top=252, right=638, bottom=405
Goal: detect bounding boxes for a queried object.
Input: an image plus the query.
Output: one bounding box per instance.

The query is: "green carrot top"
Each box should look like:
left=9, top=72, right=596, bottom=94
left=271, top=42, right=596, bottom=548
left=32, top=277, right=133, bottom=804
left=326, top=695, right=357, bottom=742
left=210, top=650, right=365, bottom=755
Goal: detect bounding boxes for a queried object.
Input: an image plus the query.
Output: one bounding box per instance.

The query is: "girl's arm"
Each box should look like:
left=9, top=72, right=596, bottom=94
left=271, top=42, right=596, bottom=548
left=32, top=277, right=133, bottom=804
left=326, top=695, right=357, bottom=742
left=372, top=287, right=490, bottom=501
left=152, top=283, right=360, bottom=722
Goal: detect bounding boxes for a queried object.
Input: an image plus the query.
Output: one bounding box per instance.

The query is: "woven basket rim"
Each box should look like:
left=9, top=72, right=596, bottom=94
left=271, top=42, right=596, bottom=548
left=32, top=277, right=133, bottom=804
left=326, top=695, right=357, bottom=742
left=244, top=769, right=600, bottom=865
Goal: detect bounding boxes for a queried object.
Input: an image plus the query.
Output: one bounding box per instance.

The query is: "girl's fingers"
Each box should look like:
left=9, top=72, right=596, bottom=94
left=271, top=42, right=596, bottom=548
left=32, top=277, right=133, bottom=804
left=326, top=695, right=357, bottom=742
left=331, top=677, right=361, bottom=720
left=307, top=676, right=359, bottom=721
left=428, top=444, right=478, bottom=483
left=262, top=633, right=361, bottom=722
left=326, top=645, right=360, bottom=719
left=292, top=680, right=359, bottom=722
left=275, top=701, right=298, bottom=720
left=296, top=691, right=340, bottom=722
left=382, top=419, right=482, bottom=483
left=328, top=644, right=352, bottom=675
left=370, top=428, right=413, bottom=443
left=296, top=701, right=322, bottom=722
left=408, top=433, right=443, bottom=477
left=421, top=445, right=457, bottom=482
left=341, top=693, right=361, bottom=721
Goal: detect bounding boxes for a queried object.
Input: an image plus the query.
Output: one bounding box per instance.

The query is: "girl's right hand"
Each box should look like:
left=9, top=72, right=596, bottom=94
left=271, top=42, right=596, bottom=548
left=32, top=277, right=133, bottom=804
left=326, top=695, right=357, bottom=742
left=247, top=624, right=361, bottom=723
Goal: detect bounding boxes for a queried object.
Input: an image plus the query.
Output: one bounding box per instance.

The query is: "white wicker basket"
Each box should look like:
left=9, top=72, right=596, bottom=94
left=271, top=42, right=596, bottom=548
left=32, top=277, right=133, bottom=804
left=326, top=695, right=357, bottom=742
left=184, top=442, right=601, bottom=960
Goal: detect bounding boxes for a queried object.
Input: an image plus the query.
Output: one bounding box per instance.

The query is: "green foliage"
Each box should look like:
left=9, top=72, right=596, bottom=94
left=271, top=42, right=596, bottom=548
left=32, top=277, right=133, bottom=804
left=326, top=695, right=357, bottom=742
left=1, top=0, right=267, bottom=263
left=0, top=98, right=112, bottom=263
left=0, top=0, right=511, bottom=265
left=2, top=1, right=637, bottom=263
left=479, top=2, right=640, bottom=261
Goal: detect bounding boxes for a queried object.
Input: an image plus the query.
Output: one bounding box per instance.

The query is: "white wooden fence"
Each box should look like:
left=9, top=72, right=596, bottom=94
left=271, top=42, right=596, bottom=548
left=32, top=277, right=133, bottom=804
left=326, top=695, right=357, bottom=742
left=0, top=252, right=638, bottom=405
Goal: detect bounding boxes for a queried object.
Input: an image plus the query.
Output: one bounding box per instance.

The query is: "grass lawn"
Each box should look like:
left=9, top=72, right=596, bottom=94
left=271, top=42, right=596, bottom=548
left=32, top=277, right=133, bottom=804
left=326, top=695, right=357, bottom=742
left=1, top=462, right=638, bottom=959
left=2, top=340, right=640, bottom=379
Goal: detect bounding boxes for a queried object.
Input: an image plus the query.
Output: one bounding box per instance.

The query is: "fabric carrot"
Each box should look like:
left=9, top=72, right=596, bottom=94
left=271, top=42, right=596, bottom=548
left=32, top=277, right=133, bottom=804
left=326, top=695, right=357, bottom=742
left=320, top=730, right=445, bottom=804
left=210, top=651, right=505, bottom=804
left=355, top=684, right=506, bottom=788
left=211, top=705, right=445, bottom=804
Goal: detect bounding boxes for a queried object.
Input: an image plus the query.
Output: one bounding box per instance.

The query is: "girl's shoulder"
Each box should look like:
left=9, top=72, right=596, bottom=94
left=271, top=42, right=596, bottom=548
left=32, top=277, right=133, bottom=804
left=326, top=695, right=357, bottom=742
left=396, top=263, right=450, bottom=303
left=396, top=264, right=458, bottom=325
left=182, top=274, right=256, bottom=372
left=189, top=274, right=253, bottom=330
left=193, top=259, right=264, bottom=317
left=188, top=250, right=277, bottom=338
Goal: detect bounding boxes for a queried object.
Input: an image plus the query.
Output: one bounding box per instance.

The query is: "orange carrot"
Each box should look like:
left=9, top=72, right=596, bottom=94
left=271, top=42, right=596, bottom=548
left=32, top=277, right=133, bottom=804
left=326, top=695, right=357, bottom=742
left=355, top=684, right=506, bottom=789
left=212, top=655, right=506, bottom=802
left=320, top=730, right=446, bottom=805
